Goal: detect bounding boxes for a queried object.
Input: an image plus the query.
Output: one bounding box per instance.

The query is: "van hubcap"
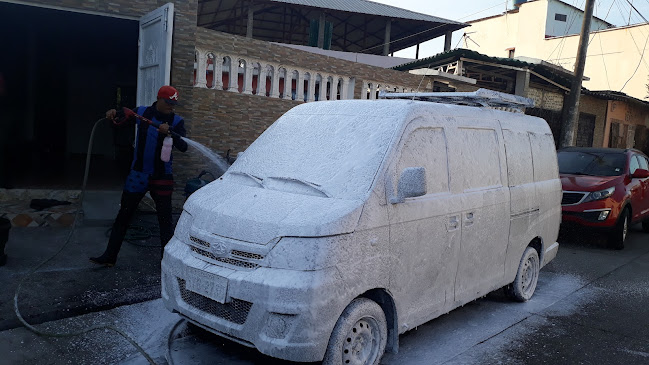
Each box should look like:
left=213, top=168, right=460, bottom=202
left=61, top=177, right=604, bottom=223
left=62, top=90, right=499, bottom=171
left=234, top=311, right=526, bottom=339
left=342, top=317, right=380, bottom=365
left=521, top=255, right=539, bottom=295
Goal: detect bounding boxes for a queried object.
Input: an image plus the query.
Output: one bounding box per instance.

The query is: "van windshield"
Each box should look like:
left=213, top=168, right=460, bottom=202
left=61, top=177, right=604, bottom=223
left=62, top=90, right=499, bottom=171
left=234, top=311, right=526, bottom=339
left=558, top=151, right=626, bottom=176
left=229, top=108, right=401, bottom=200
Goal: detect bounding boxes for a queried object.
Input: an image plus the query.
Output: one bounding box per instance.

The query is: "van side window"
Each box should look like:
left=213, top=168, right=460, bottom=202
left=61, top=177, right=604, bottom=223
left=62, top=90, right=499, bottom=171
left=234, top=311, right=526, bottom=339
left=502, top=130, right=533, bottom=186
left=630, top=155, right=640, bottom=174
left=397, top=127, right=449, bottom=195
left=456, top=128, right=501, bottom=190
left=529, top=133, right=558, bottom=182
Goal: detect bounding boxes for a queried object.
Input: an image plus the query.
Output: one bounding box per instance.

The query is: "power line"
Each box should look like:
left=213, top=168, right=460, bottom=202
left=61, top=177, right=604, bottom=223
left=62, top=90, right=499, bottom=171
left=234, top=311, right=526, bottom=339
left=618, top=0, right=649, bottom=91
left=357, top=0, right=509, bottom=55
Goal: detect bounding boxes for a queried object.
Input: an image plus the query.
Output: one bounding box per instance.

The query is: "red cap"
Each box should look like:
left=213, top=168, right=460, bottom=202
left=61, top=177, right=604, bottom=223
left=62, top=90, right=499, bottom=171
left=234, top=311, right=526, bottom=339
left=157, top=85, right=179, bottom=105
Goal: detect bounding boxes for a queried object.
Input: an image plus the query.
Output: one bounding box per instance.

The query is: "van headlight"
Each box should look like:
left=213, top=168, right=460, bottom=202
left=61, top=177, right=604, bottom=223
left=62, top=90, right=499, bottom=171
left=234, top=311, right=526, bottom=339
left=583, top=187, right=615, bottom=203
left=174, top=210, right=193, bottom=242
left=266, top=234, right=353, bottom=270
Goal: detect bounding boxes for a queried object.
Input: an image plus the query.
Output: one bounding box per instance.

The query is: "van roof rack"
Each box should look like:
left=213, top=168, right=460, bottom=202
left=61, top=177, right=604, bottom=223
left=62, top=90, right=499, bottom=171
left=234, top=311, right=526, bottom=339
left=378, top=88, right=534, bottom=111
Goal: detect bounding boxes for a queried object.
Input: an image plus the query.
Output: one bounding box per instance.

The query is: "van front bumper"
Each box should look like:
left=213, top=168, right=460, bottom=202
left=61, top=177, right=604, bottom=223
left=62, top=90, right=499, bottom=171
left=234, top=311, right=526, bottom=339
left=161, top=237, right=344, bottom=362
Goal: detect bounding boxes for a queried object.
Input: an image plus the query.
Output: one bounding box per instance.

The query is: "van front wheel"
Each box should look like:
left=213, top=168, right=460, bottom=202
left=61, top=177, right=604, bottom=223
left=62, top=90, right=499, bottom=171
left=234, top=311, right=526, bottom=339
left=323, top=298, right=387, bottom=365
left=505, top=247, right=540, bottom=302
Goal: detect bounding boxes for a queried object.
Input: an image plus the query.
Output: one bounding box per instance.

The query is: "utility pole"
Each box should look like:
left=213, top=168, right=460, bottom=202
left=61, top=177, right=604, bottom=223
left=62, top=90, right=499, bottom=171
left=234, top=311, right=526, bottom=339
left=559, top=0, right=595, bottom=148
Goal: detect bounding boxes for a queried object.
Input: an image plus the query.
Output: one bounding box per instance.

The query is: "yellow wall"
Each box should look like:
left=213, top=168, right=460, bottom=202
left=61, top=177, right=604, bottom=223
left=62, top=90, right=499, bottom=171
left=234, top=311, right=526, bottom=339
left=466, top=1, right=649, bottom=101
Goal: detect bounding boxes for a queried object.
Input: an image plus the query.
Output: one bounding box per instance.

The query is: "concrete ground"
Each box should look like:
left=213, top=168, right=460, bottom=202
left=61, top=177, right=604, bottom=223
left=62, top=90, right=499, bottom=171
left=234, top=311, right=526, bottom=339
left=0, top=209, right=166, bottom=332
left=2, top=224, right=649, bottom=364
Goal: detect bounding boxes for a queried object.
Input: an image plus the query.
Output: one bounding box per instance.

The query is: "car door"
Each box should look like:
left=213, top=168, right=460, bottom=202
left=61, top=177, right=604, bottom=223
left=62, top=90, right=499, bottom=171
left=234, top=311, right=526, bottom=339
left=633, top=154, right=649, bottom=220
left=628, top=155, right=645, bottom=222
left=387, top=118, right=460, bottom=328
left=447, top=118, right=510, bottom=305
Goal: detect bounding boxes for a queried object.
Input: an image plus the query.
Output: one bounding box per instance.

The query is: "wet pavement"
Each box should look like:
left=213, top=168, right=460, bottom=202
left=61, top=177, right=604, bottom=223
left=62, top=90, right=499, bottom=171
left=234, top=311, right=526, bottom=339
left=1, top=224, right=649, bottom=364
left=0, top=210, right=166, bottom=332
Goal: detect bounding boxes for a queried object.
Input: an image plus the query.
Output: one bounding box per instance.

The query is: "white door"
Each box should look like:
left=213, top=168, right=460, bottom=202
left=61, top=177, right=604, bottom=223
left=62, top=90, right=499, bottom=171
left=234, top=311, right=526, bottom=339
left=387, top=119, right=461, bottom=329
left=448, top=119, right=510, bottom=304
left=137, top=3, right=174, bottom=106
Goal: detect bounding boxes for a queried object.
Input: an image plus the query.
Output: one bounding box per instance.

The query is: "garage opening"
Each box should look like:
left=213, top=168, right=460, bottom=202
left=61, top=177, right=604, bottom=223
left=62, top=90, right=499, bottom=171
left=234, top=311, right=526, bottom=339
left=0, top=2, right=138, bottom=190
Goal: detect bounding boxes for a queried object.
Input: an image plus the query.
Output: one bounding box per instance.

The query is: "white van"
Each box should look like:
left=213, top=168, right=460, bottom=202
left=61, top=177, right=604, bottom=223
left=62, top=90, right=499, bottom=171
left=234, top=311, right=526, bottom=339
left=162, top=90, right=561, bottom=364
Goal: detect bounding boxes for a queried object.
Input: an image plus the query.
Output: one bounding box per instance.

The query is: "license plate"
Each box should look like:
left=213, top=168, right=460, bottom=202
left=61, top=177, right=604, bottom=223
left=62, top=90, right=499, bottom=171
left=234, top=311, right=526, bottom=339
left=185, top=269, right=228, bottom=304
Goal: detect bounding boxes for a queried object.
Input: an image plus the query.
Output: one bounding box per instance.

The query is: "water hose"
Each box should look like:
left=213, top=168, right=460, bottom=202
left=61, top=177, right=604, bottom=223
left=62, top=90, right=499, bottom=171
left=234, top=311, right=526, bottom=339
left=13, top=118, right=157, bottom=365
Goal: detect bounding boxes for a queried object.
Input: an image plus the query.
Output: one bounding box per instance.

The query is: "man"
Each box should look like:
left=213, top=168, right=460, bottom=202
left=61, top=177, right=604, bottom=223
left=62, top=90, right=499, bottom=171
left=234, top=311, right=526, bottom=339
left=90, top=85, right=188, bottom=267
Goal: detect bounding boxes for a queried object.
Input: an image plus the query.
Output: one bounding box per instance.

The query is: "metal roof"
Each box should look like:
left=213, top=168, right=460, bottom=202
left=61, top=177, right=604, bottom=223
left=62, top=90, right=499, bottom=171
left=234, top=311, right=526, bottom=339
left=268, top=0, right=464, bottom=24
left=393, top=48, right=577, bottom=90
left=583, top=90, right=649, bottom=107
left=197, top=0, right=468, bottom=55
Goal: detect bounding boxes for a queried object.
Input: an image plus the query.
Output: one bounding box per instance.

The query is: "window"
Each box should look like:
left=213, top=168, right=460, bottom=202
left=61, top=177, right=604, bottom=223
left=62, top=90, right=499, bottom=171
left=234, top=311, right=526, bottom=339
left=555, top=13, right=567, bottom=22
left=630, top=155, right=640, bottom=174
left=396, top=127, right=449, bottom=195
left=455, top=128, right=501, bottom=190
left=502, top=130, right=533, bottom=186
left=530, top=133, right=559, bottom=182
left=638, top=155, right=649, bottom=170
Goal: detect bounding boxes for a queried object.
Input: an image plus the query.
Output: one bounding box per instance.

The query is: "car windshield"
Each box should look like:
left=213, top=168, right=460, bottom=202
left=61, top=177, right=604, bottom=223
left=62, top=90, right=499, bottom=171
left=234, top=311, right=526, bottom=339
left=228, top=103, right=403, bottom=200
left=557, top=151, right=626, bottom=176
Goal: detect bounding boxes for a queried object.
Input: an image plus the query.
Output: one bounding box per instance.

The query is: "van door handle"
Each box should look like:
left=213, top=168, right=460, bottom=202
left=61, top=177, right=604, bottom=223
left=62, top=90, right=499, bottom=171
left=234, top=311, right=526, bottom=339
left=464, top=212, right=474, bottom=227
left=447, top=215, right=460, bottom=232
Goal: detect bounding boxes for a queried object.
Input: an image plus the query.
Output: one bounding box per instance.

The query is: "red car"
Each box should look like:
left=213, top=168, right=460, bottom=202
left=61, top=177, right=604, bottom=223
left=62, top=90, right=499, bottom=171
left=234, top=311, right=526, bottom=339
left=558, top=147, right=649, bottom=249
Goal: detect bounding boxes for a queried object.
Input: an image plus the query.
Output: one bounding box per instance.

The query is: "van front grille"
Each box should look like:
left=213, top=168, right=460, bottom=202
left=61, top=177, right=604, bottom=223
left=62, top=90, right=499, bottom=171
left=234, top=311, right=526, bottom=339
left=177, top=278, right=252, bottom=325
left=189, top=236, right=210, bottom=248
left=231, top=250, right=264, bottom=260
left=190, top=246, right=260, bottom=269
left=562, top=192, right=586, bottom=205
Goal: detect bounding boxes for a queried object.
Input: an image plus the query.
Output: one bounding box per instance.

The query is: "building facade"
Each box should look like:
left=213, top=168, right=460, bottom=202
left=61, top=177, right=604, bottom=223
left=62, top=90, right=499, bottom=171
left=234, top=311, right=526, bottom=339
left=463, top=0, right=649, bottom=101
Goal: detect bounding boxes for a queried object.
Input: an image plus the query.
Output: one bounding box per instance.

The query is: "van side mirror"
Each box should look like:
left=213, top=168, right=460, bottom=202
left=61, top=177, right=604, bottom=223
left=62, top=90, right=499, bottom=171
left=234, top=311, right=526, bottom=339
left=632, top=168, right=649, bottom=178
left=390, top=167, right=427, bottom=204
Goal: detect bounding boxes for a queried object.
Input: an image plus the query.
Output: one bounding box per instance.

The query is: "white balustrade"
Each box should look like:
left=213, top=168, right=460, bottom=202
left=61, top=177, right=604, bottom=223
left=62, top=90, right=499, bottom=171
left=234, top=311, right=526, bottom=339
left=193, top=49, right=423, bottom=103
left=195, top=51, right=207, bottom=88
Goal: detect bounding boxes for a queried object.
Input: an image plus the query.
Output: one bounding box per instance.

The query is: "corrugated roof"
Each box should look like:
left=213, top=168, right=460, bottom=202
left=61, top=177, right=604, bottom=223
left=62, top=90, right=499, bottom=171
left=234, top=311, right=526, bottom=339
left=269, top=0, right=464, bottom=24
left=393, top=48, right=576, bottom=88
left=583, top=90, right=649, bottom=107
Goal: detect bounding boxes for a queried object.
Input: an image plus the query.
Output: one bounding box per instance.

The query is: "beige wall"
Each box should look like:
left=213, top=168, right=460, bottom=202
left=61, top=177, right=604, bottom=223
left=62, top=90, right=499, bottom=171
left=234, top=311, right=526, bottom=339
left=603, top=100, right=649, bottom=149
left=466, top=1, right=649, bottom=101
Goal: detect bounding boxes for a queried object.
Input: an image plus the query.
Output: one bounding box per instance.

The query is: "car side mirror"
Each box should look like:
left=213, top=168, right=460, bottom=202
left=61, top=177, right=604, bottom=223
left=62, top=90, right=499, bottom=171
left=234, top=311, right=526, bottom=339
left=632, top=168, right=649, bottom=178
left=390, top=167, right=427, bottom=204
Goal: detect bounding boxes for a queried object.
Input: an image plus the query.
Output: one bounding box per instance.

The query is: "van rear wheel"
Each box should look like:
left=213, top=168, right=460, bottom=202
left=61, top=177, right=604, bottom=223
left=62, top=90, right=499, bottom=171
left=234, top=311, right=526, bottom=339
left=323, top=298, right=387, bottom=365
left=505, top=247, right=540, bottom=302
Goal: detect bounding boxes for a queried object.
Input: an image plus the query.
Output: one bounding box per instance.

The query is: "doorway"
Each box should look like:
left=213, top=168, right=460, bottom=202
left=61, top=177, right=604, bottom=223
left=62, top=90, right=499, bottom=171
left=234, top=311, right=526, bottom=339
left=0, top=2, right=138, bottom=189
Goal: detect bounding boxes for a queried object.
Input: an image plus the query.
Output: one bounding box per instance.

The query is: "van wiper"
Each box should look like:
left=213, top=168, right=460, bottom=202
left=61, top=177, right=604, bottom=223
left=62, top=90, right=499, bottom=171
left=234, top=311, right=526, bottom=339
left=266, top=176, right=331, bottom=198
left=229, top=171, right=264, bottom=187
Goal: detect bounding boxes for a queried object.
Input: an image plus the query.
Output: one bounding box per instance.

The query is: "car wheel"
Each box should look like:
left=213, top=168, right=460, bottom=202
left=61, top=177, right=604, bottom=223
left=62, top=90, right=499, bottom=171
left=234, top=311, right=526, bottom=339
left=322, top=298, right=387, bottom=365
left=609, top=208, right=629, bottom=250
left=504, top=246, right=540, bottom=302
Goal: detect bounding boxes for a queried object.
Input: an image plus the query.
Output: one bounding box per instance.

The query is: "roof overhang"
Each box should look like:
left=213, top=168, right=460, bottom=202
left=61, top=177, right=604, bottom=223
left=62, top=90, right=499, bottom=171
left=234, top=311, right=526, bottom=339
left=197, top=0, right=468, bottom=55
left=394, top=48, right=580, bottom=93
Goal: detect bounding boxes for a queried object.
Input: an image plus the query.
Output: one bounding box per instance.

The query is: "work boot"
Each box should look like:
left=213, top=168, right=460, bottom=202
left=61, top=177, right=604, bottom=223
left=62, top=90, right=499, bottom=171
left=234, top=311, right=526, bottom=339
left=89, top=255, right=116, bottom=267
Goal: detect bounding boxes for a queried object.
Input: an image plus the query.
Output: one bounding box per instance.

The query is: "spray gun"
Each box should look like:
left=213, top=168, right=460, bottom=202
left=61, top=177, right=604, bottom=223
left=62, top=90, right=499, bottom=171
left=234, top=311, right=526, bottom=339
left=121, top=107, right=182, bottom=139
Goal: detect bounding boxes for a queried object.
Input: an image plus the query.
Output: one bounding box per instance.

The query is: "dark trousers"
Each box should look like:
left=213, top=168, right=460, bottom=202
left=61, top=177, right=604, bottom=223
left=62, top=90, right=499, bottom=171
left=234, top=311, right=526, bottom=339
left=101, top=188, right=173, bottom=261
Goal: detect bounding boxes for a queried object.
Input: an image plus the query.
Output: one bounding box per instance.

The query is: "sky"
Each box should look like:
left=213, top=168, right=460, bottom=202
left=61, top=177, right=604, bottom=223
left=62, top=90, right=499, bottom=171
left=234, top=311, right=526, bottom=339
left=370, top=0, right=649, bottom=59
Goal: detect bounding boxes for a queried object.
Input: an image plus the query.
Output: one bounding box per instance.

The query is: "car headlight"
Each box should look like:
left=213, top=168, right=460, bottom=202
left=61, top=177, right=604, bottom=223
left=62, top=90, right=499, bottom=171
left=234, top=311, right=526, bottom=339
left=583, top=186, right=615, bottom=203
